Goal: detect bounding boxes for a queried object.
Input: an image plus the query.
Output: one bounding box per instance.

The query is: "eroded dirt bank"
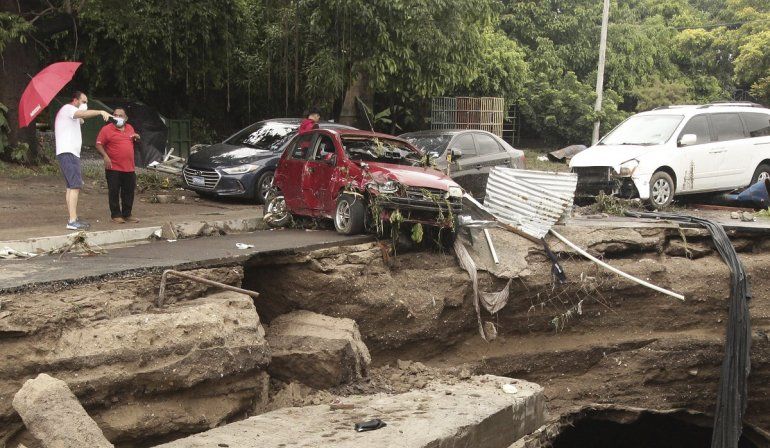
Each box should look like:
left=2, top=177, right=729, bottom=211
left=244, top=227, right=770, bottom=432
left=1, top=223, right=769, bottom=446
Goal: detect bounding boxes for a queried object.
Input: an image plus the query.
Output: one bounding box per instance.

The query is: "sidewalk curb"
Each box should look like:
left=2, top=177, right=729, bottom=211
left=1, top=216, right=267, bottom=255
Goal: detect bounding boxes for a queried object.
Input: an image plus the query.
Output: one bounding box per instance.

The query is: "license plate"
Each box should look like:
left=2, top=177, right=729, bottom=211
left=190, top=176, right=205, bottom=186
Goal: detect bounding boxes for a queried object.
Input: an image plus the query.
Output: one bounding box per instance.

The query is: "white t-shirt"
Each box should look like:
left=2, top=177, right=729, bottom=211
left=54, top=104, right=82, bottom=157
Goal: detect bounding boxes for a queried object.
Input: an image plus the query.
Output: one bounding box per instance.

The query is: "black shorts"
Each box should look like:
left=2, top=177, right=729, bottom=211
left=57, top=153, right=83, bottom=189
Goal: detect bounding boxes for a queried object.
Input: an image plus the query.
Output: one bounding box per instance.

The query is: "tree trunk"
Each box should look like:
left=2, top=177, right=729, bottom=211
left=0, top=0, right=40, bottom=163
left=339, top=73, right=373, bottom=129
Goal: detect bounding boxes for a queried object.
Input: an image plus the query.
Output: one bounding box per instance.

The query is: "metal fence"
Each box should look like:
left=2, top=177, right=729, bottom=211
left=431, top=97, right=505, bottom=137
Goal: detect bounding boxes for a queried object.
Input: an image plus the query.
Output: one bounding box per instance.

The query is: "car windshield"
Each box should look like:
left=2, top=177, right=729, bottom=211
left=600, top=114, right=684, bottom=146
left=342, top=137, right=423, bottom=166
left=226, top=121, right=296, bottom=150
left=400, top=134, right=452, bottom=155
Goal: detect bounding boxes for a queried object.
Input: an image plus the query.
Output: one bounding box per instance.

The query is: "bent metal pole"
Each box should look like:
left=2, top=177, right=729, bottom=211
left=157, top=269, right=260, bottom=307
left=550, top=229, right=685, bottom=302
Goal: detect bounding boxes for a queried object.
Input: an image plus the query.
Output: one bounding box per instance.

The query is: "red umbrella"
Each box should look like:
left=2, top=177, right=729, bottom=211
left=18, top=61, right=82, bottom=128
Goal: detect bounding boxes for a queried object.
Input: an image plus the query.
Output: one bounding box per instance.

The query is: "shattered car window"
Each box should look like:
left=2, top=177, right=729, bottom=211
left=400, top=134, right=452, bottom=155
left=600, top=115, right=684, bottom=146
left=226, top=122, right=296, bottom=150
left=342, top=137, right=423, bottom=166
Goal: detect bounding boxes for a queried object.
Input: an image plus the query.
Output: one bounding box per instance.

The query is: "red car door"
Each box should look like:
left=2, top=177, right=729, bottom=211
left=279, top=133, right=315, bottom=213
left=301, top=132, right=340, bottom=216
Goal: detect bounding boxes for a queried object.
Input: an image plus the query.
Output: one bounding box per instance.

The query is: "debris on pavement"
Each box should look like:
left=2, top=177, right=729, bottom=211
left=502, top=384, right=519, bottom=394
left=354, top=418, right=387, bottom=432
left=236, top=242, right=255, bottom=249
left=12, top=373, right=114, bottom=448
left=48, top=231, right=107, bottom=259
left=0, top=247, right=37, bottom=259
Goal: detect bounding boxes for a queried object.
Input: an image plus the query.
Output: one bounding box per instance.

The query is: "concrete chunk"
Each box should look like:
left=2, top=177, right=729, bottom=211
left=266, top=310, right=371, bottom=389
left=157, top=375, right=545, bottom=448
left=12, top=373, right=113, bottom=448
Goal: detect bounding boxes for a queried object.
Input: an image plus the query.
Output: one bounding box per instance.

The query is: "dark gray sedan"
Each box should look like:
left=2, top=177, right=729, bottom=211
left=399, top=129, right=526, bottom=199
left=183, top=119, right=354, bottom=203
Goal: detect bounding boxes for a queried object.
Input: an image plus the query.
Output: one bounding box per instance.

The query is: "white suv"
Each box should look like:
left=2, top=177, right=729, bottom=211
left=570, top=103, right=770, bottom=208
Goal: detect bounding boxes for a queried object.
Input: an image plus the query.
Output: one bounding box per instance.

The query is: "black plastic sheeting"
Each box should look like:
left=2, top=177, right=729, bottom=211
left=100, top=99, right=168, bottom=167
left=626, top=211, right=751, bottom=448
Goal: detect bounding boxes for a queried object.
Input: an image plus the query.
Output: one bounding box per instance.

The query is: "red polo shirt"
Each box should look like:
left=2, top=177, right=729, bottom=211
left=96, top=123, right=137, bottom=172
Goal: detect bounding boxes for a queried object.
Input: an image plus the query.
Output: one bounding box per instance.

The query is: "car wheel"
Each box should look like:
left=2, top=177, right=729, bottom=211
left=750, top=164, right=770, bottom=185
left=648, top=171, right=675, bottom=210
left=254, top=170, right=275, bottom=204
left=263, top=191, right=292, bottom=227
left=334, top=193, right=365, bottom=235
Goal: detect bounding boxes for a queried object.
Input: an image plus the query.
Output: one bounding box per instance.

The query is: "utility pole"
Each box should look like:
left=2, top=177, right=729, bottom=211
left=592, top=0, right=611, bottom=145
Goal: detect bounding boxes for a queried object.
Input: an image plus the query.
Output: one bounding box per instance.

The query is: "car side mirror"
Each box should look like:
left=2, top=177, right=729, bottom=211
left=448, top=147, right=463, bottom=161
left=679, top=134, right=697, bottom=147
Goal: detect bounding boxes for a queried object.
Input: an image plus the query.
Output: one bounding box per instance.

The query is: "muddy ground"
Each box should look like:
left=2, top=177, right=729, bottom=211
left=0, top=173, right=255, bottom=241
left=1, top=223, right=769, bottom=446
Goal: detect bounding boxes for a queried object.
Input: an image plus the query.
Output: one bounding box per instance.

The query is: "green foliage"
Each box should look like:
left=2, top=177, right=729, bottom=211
left=18, top=0, right=770, bottom=147
left=0, top=12, right=30, bottom=53
left=633, top=78, right=692, bottom=111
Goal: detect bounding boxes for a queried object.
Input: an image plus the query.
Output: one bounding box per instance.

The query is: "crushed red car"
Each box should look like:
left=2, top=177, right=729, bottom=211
left=263, top=129, right=465, bottom=237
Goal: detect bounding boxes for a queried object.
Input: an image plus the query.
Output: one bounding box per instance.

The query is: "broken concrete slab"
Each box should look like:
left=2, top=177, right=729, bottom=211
left=1, top=292, right=270, bottom=445
left=12, top=373, right=113, bottom=448
left=157, top=375, right=545, bottom=448
left=266, top=310, right=371, bottom=389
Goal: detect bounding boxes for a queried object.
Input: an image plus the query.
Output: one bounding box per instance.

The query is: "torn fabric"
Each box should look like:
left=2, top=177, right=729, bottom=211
left=454, top=238, right=512, bottom=341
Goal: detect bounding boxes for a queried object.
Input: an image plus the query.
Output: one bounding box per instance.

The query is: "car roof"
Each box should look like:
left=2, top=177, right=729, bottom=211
left=250, top=118, right=356, bottom=129
left=399, top=129, right=505, bottom=138
left=636, top=103, right=770, bottom=116
left=329, top=129, right=410, bottom=141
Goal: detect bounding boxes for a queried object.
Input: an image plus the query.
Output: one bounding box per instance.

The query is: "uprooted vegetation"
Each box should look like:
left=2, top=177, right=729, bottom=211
left=1, top=223, right=769, bottom=446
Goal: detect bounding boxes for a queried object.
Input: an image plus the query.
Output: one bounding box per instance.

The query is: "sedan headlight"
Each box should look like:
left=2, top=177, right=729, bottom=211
left=377, top=180, right=399, bottom=194
left=222, top=164, right=260, bottom=175
left=617, top=160, right=639, bottom=177
left=447, top=186, right=463, bottom=198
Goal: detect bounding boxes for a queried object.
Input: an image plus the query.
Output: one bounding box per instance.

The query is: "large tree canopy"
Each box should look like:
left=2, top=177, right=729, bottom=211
left=2, top=0, right=770, bottom=161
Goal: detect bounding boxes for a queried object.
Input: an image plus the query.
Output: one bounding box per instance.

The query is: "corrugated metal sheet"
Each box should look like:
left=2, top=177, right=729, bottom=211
left=483, top=168, right=578, bottom=239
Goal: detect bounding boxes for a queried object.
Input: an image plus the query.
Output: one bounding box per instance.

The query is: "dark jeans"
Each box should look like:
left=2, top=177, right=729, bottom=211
left=105, top=170, right=136, bottom=218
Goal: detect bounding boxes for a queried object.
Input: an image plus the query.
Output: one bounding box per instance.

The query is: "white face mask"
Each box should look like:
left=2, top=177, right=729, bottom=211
left=78, top=103, right=88, bottom=111
left=115, top=117, right=126, bottom=127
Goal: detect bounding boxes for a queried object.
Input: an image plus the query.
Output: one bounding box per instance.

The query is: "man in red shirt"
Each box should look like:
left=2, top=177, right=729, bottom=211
left=95, top=108, right=141, bottom=223
left=299, top=108, right=320, bottom=134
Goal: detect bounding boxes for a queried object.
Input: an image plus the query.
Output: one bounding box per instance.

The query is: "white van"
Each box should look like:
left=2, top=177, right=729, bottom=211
left=569, top=103, right=770, bottom=208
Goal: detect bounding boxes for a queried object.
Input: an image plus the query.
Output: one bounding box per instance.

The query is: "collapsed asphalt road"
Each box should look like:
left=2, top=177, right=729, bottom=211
left=0, top=229, right=371, bottom=292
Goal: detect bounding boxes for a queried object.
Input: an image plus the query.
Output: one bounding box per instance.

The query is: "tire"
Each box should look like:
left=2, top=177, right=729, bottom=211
left=648, top=171, right=675, bottom=210
left=254, top=170, right=275, bottom=205
left=750, top=164, right=770, bottom=185
left=334, top=193, right=366, bottom=235
left=263, top=191, right=292, bottom=228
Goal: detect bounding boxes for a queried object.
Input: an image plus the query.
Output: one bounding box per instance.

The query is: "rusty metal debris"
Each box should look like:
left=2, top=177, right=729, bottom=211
left=157, top=269, right=260, bottom=307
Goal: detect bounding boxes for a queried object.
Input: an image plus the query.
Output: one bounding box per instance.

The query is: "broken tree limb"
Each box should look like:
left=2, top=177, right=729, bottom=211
left=549, top=229, right=685, bottom=302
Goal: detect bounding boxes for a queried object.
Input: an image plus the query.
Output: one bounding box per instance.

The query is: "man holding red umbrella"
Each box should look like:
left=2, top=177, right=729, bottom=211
left=55, top=90, right=110, bottom=230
